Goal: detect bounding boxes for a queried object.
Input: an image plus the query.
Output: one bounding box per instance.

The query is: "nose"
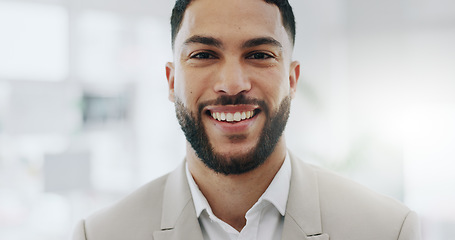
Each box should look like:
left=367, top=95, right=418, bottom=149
left=213, top=59, right=251, bottom=95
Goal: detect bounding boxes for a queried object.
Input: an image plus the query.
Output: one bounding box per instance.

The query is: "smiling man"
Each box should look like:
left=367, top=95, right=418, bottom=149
left=72, top=0, right=421, bottom=239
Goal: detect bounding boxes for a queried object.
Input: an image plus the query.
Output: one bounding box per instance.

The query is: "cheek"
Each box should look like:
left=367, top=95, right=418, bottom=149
left=173, top=70, right=191, bottom=104
left=254, top=68, right=290, bottom=102
left=174, top=68, right=211, bottom=106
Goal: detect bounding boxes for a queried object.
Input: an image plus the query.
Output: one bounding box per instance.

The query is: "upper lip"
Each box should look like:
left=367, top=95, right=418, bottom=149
left=205, top=105, right=259, bottom=114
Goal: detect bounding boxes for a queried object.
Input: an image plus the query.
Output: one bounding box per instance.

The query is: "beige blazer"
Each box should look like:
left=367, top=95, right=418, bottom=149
left=72, top=153, right=421, bottom=240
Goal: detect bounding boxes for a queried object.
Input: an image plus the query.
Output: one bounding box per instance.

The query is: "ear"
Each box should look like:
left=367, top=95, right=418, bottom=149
left=289, top=60, right=300, bottom=99
left=165, top=62, right=175, bottom=102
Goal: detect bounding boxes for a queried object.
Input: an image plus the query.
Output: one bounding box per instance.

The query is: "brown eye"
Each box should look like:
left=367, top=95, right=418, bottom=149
left=247, top=52, right=273, bottom=60
left=191, top=52, right=216, bottom=59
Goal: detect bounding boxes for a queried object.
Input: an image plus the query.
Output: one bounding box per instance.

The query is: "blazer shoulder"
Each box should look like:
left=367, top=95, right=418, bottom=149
left=82, top=173, right=170, bottom=239
left=305, top=162, right=416, bottom=238
left=308, top=163, right=410, bottom=212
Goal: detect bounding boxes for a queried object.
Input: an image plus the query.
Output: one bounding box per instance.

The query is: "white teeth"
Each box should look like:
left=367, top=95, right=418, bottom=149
left=211, top=110, right=255, bottom=122
left=233, top=112, right=241, bottom=121
left=226, top=113, right=234, bottom=122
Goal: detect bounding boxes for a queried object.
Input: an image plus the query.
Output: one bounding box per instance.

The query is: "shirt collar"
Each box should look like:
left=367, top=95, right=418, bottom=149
left=185, top=163, right=212, bottom=218
left=185, top=152, right=292, bottom=218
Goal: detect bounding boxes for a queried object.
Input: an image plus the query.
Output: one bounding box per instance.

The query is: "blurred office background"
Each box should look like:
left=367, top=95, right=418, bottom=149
left=0, top=0, right=454, bottom=239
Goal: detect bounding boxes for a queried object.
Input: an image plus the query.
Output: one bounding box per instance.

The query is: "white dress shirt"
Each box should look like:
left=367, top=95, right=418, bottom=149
left=186, top=153, right=291, bottom=240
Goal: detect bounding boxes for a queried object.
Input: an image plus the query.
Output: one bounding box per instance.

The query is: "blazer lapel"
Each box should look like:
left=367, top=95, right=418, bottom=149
left=153, top=161, right=203, bottom=240
left=282, top=152, right=330, bottom=240
left=153, top=154, right=330, bottom=240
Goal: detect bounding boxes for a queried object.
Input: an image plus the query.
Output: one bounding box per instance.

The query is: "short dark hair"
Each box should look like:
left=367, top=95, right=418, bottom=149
left=170, top=0, right=296, bottom=48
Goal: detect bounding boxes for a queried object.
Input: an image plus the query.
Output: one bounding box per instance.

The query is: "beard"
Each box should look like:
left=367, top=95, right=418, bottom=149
left=175, top=94, right=291, bottom=175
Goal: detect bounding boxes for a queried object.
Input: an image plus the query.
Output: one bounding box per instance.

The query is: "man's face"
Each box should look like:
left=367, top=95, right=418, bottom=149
left=166, top=0, right=300, bottom=174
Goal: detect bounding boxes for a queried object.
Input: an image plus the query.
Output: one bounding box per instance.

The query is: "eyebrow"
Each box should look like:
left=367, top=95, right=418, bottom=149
left=184, top=35, right=223, bottom=48
left=242, top=37, right=282, bottom=49
left=183, top=35, right=282, bottom=50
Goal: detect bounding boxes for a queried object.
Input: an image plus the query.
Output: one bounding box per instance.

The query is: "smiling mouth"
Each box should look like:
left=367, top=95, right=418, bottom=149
left=207, top=109, right=260, bottom=123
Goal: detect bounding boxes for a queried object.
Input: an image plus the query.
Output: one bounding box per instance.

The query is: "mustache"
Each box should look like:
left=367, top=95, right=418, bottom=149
left=197, top=94, right=269, bottom=116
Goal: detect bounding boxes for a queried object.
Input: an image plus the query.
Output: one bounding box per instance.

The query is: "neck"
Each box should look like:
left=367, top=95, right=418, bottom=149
left=186, top=139, right=287, bottom=231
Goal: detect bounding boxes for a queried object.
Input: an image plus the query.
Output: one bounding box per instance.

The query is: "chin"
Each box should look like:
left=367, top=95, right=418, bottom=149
left=212, top=144, right=256, bottom=158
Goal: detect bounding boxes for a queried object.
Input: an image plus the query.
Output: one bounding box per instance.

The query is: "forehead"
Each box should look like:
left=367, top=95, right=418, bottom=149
left=174, top=0, right=290, bottom=50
